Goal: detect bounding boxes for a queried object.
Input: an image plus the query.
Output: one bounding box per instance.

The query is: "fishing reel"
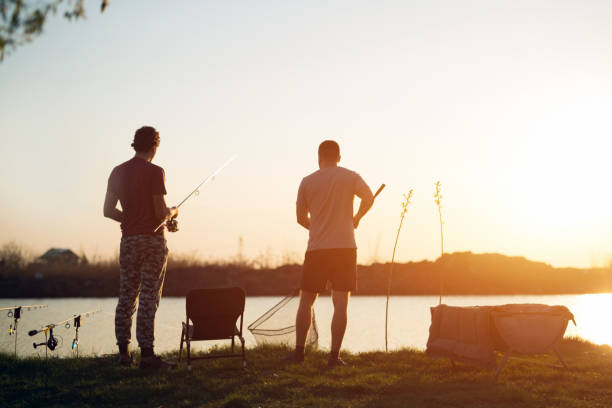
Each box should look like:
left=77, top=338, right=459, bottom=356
left=32, top=326, right=59, bottom=351
left=166, top=217, right=179, bottom=233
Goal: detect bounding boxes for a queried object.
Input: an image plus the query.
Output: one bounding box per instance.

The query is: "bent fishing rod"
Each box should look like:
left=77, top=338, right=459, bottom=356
left=29, top=309, right=101, bottom=357
left=154, top=155, right=237, bottom=233
left=1, top=304, right=47, bottom=356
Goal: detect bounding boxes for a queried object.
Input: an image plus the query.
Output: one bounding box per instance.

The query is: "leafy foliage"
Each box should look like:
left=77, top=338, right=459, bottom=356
left=0, top=0, right=108, bottom=60
left=0, top=240, right=30, bottom=272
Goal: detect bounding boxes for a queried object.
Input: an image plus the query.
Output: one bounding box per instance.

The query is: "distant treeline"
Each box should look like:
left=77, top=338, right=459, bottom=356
left=1, top=252, right=611, bottom=297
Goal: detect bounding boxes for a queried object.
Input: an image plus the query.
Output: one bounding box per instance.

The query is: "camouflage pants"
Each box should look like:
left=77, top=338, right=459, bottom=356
left=115, top=235, right=168, bottom=349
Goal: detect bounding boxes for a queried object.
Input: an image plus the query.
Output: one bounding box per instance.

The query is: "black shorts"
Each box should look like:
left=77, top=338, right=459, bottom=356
left=301, top=248, right=357, bottom=293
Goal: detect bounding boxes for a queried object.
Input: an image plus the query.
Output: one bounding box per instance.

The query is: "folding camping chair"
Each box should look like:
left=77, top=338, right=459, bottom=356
left=178, top=287, right=247, bottom=370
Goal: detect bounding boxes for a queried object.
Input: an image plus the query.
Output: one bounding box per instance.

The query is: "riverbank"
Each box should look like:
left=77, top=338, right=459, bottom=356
left=2, top=338, right=612, bottom=407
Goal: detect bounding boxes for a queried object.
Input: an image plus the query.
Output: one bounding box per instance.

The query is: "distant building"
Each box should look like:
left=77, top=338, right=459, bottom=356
left=40, top=248, right=80, bottom=265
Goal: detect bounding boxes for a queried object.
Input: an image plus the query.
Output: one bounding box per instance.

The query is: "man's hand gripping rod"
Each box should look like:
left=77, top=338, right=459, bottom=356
left=154, top=155, right=237, bottom=233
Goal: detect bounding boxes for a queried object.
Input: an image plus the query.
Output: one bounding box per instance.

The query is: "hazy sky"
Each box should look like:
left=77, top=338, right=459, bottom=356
left=1, top=0, right=611, bottom=268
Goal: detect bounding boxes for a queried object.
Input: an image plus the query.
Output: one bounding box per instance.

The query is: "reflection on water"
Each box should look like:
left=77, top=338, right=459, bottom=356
left=0, top=294, right=607, bottom=358
left=565, top=293, right=612, bottom=345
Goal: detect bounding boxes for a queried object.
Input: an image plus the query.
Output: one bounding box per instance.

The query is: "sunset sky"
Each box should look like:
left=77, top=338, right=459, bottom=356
left=1, top=0, right=611, bottom=268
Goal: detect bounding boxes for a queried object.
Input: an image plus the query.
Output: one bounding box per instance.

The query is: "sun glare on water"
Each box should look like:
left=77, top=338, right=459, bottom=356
left=567, top=293, right=612, bottom=346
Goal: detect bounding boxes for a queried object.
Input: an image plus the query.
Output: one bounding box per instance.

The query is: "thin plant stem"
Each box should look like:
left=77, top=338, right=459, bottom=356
left=434, top=181, right=444, bottom=305
left=385, top=189, right=413, bottom=352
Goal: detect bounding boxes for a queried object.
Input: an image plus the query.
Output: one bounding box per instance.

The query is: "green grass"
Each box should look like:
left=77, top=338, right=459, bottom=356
left=2, top=338, right=612, bottom=407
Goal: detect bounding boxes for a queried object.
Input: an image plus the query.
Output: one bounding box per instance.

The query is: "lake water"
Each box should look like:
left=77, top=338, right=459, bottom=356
left=1, top=294, right=610, bottom=358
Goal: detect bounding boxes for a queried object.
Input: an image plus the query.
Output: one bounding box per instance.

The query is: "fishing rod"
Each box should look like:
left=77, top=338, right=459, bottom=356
left=373, top=184, right=385, bottom=200
left=1, top=304, right=48, bottom=357
left=153, top=155, right=237, bottom=233
left=29, top=309, right=101, bottom=358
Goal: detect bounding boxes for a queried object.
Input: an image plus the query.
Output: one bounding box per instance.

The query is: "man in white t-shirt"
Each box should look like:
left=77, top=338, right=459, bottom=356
left=291, top=140, right=374, bottom=367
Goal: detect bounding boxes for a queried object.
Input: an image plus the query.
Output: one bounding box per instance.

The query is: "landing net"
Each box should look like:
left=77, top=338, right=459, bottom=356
left=248, top=289, right=318, bottom=348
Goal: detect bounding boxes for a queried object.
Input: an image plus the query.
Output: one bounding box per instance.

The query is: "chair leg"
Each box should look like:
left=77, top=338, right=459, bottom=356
left=178, top=329, right=184, bottom=363
left=553, top=347, right=568, bottom=369
left=231, top=336, right=235, bottom=353
left=187, top=339, right=192, bottom=371
left=495, top=349, right=512, bottom=379
left=241, top=336, right=246, bottom=368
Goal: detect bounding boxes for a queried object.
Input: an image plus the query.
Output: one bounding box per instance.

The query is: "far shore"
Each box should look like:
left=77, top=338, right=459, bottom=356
left=2, top=251, right=611, bottom=298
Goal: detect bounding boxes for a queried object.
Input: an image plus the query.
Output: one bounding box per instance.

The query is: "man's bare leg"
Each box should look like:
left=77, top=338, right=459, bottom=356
left=330, top=290, right=350, bottom=365
left=290, top=290, right=317, bottom=362
left=296, top=290, right=318, bottom=347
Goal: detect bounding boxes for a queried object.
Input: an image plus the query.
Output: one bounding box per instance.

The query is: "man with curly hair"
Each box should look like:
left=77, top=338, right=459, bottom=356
left=104, top=126, right=178, bottom=369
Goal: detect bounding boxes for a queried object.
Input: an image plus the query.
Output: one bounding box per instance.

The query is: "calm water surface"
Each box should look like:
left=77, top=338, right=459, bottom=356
left=1, top=294, right=609, bottom=358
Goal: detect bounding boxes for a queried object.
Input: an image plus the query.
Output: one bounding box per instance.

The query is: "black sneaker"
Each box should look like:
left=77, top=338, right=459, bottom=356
left=118, top=354, right=133, bottom=367
left=327, top=357, right=348, bottom=368
left=285, top=350, right=305, bottom=363
left=140, top=355, right=177, bottom=370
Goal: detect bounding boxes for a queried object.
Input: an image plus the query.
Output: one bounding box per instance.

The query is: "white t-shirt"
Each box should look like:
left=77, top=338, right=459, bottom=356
left=296, top=166, right=372, bottom=251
